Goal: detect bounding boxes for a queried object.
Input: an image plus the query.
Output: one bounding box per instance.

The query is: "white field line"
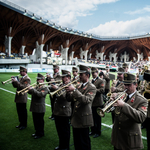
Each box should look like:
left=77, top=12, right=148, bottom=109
left=0, top=87, right=147, bottom=140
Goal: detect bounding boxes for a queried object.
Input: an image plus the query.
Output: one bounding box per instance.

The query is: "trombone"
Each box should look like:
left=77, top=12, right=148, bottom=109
left=1, top=74, right=20, bottom=85
left=97, top=89, right=127, bottom=117
left=50, top=79, right=79, bottom=98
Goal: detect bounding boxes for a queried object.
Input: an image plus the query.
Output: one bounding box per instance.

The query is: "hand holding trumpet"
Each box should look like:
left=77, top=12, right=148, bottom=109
left=111, top=93, right=125, bottom=107
left=65, top=84, right=76, bottom=92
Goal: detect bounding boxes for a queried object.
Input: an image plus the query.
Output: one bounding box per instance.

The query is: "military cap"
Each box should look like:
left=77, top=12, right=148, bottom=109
left=36, top=73, right=45, bottom=80
left=106, top=66, right=109, bottom=69
left=19, top=66, right=27, bottom=72
left=61, top=70, right=71, bottom=77
left=78, top=65, right=90, bottom=73
left=123, top=73, right=136, bottom=84
left=72, top=67, right=78, bottom=72
left=122, top=63, right=128, bottom=69
left=91, top=67, right=98, bottom=73
left=138, top=65, right=142, bottom=69
left=117, top=67, right=125, bottom=74
left=53, top=65, right=59, bottom=69
left=99, top=72, right=104, bottom=76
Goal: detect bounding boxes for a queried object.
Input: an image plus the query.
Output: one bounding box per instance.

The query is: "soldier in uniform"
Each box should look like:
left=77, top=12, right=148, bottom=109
left=28, top=73, right=48, bottom=139
left=122, top=63, right=129, bottom=73
left=46, top=65, right=61, bottom=120
left=51, top=70, right=72, bottom=150
left=110, top=67, right=125, bottom=123
left=111, top=73, right=148, bottom=150
left=72, top=67, right=79, bottom=81
left=89, top=67, right=105, bottom=138
left=12, top=66, right=31, bottom=130
left=65, top=65, right=96, bottom=150
left=103, top=66, right=110, bottom=95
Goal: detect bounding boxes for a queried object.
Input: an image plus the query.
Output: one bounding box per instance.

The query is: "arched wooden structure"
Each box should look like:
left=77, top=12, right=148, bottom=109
left=0, top=1, right=150, bottom=61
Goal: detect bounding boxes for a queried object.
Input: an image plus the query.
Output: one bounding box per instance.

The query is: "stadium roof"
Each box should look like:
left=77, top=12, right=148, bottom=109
left=0, top=0, right=150, bottom=60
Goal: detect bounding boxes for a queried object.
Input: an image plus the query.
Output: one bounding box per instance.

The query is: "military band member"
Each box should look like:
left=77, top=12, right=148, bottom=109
left=111, top=73, right=148, bottom=150
left=90, top=67, right=105, bottom=138
left=111, top=68, right=125, bottom=93
left=103, top=66, right=110, bottom=95
left=111, top=67, right=125, bottom=123
left=72, top=67, right=79, bottom=81
left=46, top=65, right=61, bottom=120
left=71, top=67, right=79, bottom=116
left=51, top=70, right=72, bottom=150
left=28, top=73, right=48, bottom=139
left=65, top=65, right=96, bottom=150
left=12, top=66, right=31, bottom=130
left=122, top=63, right=129, bottom=73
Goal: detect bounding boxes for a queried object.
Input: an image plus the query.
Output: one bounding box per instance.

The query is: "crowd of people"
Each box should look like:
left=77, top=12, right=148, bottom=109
left=11, top=63, right=150, bottom=150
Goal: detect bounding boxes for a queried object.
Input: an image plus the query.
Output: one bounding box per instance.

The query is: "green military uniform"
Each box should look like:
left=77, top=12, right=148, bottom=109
left=111, top=73, right=148, bottom=150
left=28, top=73, right=48, bottom=139
left=66, top=65, right=96, bottom=150
left=90, top=67, right=105, bottom=137
left=46, top=65, right=61, bottom=119
left=53, top=70, right=72, bottom=150
left=12, top=66, right=31, bottom=129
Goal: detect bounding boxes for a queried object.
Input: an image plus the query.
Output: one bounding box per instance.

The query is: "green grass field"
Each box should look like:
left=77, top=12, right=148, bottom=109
left=0, top=72, right=148, bottom=150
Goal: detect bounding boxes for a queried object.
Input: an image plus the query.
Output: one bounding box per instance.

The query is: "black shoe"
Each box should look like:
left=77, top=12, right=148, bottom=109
left=19, top=126, right=26, bottom=130
left=32, top=133, right=36, bottom=137
left=34, top=135, right=43, bottom=139
left=55, top=146, right=60, bottom=150
left=93, top=134, right=100, bottom=138
left=89, top=132, right=95, bottom=136
left=16, top=125, right=21, bottom=128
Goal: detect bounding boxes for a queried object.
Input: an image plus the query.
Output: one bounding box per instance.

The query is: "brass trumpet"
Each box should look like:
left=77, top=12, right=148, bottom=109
left=38, top=80, right=62, bottom=86
left=16, top=80, right=62, bottom=95
left=16, top=82, right=36, bottom=95
left=50, top=79, right=79, bottom=98
left=97, top=89, right=127, bottom=117
left=1, top=74, right=20, bottom=85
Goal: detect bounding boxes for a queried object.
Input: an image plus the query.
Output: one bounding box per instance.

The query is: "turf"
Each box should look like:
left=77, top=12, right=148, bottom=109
left=0, top=72, right=147, bottom=150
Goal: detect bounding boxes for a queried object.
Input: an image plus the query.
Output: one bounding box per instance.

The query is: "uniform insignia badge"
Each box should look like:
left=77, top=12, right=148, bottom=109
left=88, top=92, right=93, bottom=95
left=141, top=106, right=147, bottom=111
left=41, top=90, right=45, bottom=92
left=83, top=85, right=87, bottom=90
left=24, top=81, right=28, bottom=84
left=101, top=83, right=104, bottom=87
left=131, top=97, right=135, bottom=103
left=78, top=84, right=82, bottom=89
left=124, top=74, right=128, bottom=78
